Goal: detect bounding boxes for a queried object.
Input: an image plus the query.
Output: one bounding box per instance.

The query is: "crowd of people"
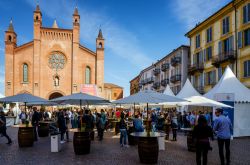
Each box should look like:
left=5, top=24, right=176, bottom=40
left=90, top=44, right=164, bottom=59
left=0, top=106, right=233, bottom=165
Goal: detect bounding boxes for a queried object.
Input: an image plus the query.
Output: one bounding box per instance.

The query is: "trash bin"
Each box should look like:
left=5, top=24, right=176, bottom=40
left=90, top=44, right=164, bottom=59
left=51, top=133, right=61, bottom=152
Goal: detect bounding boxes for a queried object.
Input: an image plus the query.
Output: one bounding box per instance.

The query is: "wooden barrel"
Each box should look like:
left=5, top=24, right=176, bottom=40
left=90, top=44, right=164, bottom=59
left=18, top=127, right=34, bottom=147
left=138, top=137, right=159, bottom=164
left=187, top=130, right=196, bottom=152
left=38, top=122, right=49, bottom=137
left=128, top=126, right=137, bottom=145
left=73, top=131, right=91, bottom=155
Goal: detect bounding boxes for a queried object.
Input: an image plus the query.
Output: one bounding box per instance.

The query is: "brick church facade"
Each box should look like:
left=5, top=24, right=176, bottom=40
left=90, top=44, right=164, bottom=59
left=4, top=5, right=122, bottom=100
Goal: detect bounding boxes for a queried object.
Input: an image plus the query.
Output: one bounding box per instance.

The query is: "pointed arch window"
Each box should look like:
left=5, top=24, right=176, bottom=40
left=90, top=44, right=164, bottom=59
left=85, top=66, right=91, bottom=84
left=23, top=63, right=28, bottom=82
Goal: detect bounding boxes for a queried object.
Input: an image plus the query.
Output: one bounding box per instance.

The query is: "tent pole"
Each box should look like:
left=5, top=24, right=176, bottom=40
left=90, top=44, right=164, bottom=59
left=80, top=100, right=82, bottom=110
left=25, top=102, right=27, bottom=114
left=133, top=103, right=135, bottom=116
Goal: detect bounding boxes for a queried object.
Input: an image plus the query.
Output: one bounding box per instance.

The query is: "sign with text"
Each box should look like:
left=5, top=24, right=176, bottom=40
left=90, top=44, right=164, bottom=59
left=80, top=84, right=98, bottom=96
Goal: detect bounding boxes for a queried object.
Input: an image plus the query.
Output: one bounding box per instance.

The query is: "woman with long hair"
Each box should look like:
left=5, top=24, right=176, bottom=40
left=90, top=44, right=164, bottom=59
left=193, top=115, right=213, bottom=165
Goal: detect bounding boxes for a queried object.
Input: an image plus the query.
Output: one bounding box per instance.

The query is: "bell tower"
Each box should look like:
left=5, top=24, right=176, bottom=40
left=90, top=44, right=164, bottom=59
left=72, top=7, right=80, bottom=93
left=5, top=19, right=17, bottom=96
left=33, top=4, right=42, bottom=95
left=96, top=29, right=105, bottom=97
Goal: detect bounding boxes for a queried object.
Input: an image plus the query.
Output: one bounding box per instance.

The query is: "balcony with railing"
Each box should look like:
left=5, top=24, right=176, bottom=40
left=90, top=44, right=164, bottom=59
left=170, top=74, right=181, bottom=83
left=146, top=77, right=154, bottom=84
left=212, top=50, right=236, bottom=67
left=153, top=82, right=160, bottom=89
left=153, top=68, right=161, bottom=76
left=171, top=56, right=181, bottom=66
left=188, top=63, right=204, bottom=75
left=161, top=78, right=169, bottom=86
left=161, top=63, right=170, bottom=72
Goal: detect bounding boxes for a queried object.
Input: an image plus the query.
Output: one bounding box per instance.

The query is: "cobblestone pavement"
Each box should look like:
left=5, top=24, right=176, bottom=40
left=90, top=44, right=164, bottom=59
left=0, top=127, right=250, bottom=165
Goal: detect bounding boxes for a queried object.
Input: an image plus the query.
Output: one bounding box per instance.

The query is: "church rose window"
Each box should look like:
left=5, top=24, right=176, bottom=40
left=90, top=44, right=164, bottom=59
left=48, top=52, right=66, bottom=71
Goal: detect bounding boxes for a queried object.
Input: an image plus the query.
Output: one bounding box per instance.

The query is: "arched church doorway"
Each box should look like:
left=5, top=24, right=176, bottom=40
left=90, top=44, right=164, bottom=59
left=49, top=92, right=63, bottom=100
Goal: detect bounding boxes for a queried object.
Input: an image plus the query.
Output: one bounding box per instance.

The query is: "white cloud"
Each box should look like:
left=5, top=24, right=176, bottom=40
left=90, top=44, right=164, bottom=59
left=172, top=0, right=231, bottom=30
left=25, top=0, right=152, bottom=69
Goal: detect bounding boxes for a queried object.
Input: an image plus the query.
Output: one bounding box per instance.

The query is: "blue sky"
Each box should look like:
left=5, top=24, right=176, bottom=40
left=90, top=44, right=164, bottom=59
left=0, top=0, right=231, bottom=96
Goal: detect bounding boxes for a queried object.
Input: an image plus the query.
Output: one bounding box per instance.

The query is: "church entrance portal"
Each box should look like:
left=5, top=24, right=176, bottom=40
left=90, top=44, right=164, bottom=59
left=49, top=92, right=63, bottom=100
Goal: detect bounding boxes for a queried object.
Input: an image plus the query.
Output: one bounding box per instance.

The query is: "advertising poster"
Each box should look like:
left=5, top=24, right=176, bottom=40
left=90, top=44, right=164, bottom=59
left=80, top=84, right=98, bottom=96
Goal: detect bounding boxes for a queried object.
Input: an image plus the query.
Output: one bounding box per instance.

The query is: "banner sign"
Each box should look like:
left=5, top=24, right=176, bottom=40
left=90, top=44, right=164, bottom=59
left=214, top=93, right=235, bottom=134
left=80, top=84, right=98, bottom=96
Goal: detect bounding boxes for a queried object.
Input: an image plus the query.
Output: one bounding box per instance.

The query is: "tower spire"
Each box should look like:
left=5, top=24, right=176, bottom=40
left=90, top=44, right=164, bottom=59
left=98, top=28, right=103, bottom=39
left=8, top=18, right=14, bottom=32
left=74, top=7, right=79, bottom=15
left=52, top=19, right=58, bottom=28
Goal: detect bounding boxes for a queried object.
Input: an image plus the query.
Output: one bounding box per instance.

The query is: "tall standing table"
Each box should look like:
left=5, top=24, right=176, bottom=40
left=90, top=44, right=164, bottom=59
left=130, top=132, right=165, bottom=164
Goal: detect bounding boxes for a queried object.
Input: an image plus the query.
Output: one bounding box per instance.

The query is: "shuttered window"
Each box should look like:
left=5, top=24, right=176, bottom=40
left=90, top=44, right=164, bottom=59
left=243, top=3, right=250, bottom=24
left=23, top=64, right=28, bottom=82
left=85, top=67, right=91, bottom=84
left=206, top=27, right=212, bottom=43
left=244, top=28, right=250, bottom=46
left=244, top=60, right=250, bottom=77
left=222, top=17, right=230, bottom=35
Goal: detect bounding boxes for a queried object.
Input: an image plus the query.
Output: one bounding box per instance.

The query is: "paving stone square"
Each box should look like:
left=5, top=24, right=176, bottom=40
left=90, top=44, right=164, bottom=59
left=0, top=127, right=250, bottom=165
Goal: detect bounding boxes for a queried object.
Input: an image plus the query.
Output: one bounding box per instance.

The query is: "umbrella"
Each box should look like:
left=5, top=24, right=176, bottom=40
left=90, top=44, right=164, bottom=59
left=50, top=92, right=110, bottom=107
left=25, top=101, right=59, bottom=106
left=0, top=93, right=49, bottom=112
left=112, top=90, right=187, bottom=119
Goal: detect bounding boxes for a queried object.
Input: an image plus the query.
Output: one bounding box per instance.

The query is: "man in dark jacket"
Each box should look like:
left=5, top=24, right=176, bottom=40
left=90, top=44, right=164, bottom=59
left=0, top=110, right=12, bottom=144
left=32, top=107, right=40, bottom=141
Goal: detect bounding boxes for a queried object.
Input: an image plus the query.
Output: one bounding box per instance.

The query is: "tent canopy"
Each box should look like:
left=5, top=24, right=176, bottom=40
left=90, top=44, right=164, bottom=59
left=181, top=96, right=232, bottom=108
left=176, top=79, right=201, bottom=98
left=112, top=90, right=186, bottom=104
left=204, top=66, right=250, bottom=102
left=50, top=92, right=110, bottom=105
left=0, top=93, right=48, bottom=103
left=163, top=85, right=175, bottom=96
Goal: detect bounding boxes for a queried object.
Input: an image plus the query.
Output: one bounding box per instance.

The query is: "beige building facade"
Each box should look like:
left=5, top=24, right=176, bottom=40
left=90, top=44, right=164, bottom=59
left=135, top=45, right=189, bottom=95
left=4, top=5, right=109, bottom=99
left=186, top=0, right=250, bottom=94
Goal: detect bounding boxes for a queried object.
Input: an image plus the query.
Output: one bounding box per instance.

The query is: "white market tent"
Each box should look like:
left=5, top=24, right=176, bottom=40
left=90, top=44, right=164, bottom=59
left=176, top=79, right=201, bottom=98
left=176, top=79, right=229, bottom=107
left=161, top=79, right=229, bottom=109
left=163, top=85, right=175, bottom=96
left=204, top=66, right=250, bottom=137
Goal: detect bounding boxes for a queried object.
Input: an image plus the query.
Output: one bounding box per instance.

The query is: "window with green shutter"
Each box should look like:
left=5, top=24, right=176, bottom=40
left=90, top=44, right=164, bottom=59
left=243, top=3, right=250, bottom=24
left=222, top=17, right=229, bottom=35
left=244, top=60, right=250, bottom=77
left=244, top=28, right=250, bottom=46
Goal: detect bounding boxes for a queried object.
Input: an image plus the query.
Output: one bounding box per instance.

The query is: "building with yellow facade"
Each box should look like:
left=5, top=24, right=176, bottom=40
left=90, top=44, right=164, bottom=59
left=186, top=0, right=250, bottom=94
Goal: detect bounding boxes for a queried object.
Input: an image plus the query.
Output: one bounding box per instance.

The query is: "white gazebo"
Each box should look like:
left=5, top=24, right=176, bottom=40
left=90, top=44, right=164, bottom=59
left=204, top=66, right=250, bottom=137
left=176, top=79, right=230, bottom=107
left=176, top=79, right=201, bottom=98
left=163, top=85, right=175, bottom=96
